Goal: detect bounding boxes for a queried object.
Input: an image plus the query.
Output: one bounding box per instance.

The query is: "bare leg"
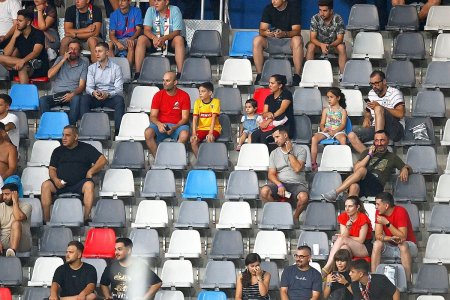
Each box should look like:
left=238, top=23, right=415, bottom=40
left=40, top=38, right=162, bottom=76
left=373, top=105, right=385, bottom=131
left=336, top=43, right=347, bottom=74
left=41, top=180, right=57, bottom=222
left=82, top=181, right=95, bottom=221
left=238, top=132, right=248, bottom=147
left=335, top=134, right=347, bottom=145
left=348, top=132, right=367, bottom=154
left=127, top=41, right=135, bottom=66
left=305, top=42, right=318, bottom=62
left=144, top=127, right=158, bottom=158
left=88, top=37, right=100, bottom=63
left=260, top=185, right=275, bottom=203
left=335, top=167, right=367, bottom=194
left=135, top=36, right=151, bottom=73
left=311, top=133, right=326, bottom=164
left=399, top=242, right=413, bottom=283
left=171, top=36, right=185, bottom=72
left=252, top=36, right=268, bottom=74
left=371, top=240, right=383, bottom=273
left=107, top=41, right=115, bottom=57
left=9, top=220, right=22, bottom=250
left=191, top=138, right=200, bottom=157
left=293, top=191, right=308, bottom=221
left=291, top=36, right=304, bottom=76
left=324, top=236, right=369, bottom=271
left=177, top=129, right=189, bottom=144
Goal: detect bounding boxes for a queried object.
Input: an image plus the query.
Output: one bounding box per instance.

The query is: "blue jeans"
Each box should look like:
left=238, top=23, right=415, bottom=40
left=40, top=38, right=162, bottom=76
left=39, top=94, right=85, bottom=125
left=81, top=95, right=125, bottom=132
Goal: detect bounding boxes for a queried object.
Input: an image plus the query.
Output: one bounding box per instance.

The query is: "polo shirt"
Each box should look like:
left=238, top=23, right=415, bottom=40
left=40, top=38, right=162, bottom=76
left=51, top=56, right=89, bottom=93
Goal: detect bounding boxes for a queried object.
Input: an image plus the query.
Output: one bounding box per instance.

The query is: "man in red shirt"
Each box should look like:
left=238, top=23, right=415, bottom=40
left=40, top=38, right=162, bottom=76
left=144, top=71, right=190, bottom=157
left=372, top=191, right=417, bottom=284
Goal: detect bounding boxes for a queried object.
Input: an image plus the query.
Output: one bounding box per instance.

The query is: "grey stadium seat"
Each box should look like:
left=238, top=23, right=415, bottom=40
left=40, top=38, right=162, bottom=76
left=141, top=169, right=176, bottom=199
left=423, top=61, right=450, bottom=89
left=22, top=287, right=50, bottom=300
left=293, top=87, right=322, bottom=116
left=397, top=203, right=420, bottom=231
left=412, top=90, right=446, bottom=118
left=110, top=141, right=145, bottom=169
left=0, top=257, right=22, bottom=285
left=216, top=114, right=232, bottom=143
left=398, top=116, right=435, bottom=146
left=195, top=143, right=229, bottom=171
left=47, top=197, right=83, bottom=227
left=259, top=202, right=294, bottom=230
left=174, top=200, right=210, bottom=229
left=410, top=264, right=449, bottom=294
left=152, top=142, right=187, bottom=170
left=178, top=57, right=212, bottom=85
left=301, top=202, right=337, bottom=231
left=386, top=60, right=415, bottom=88
left=209, top=230, right=244, bottom=259
left=39, top=227, right=73, bottom=256
left=375, top=264, right=408, bottom=292
left=297, top=231, right=330, bottom=261
left=427, top=204, right=450, bottom=233
left=292, top=115, right=312, bottom=144
left=189, top=30, right=222, bottom=57
left=386, top=5, right=419, bottom=31
left=346, top=4, right=379, bottom=31
left=137, top=56, right=170, bottom=85
left=89, top=199, right=126, bottom=228
left=393, top=173, right=427, bottom=202
left=406, top=146, right=438, bottom=174
left=78, top=112, right=111, bottom=141
left=224, top=170, right=259, bottom=200
left=392, top=32, right=426, bottom=60
left=259, top=58, right=293, bottom=86
left=129, top=228, right=160, bottom=258
left=214, top=87, right=242, bottom=115
left=309, top=171, right=343, bottom=201
left=200, top=260, right=236, bottom=289
left=109, top=57, right=131, bottom=83
left=340, top=60, right=372, bottom=88
left=261, top=261, right=280, bottom=290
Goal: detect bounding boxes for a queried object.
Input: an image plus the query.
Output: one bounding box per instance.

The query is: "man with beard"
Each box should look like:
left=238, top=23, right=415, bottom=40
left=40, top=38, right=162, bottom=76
left=321, top=130, right=411, bottom=202
left=348, top=70, right=406, bottom=154
left=39, top=40, right=90, bottom=125
left=280, top=245, right=322, bottom=300
left=100, top=237, right=162, bottom=300
left=0, top=183, right=31, bottom=257
left=50, top=241, right=97, bottom=300
left=0, top=9, right=49, bottom=83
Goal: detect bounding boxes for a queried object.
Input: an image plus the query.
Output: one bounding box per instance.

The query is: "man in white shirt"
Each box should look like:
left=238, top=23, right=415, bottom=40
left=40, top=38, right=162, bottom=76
left=0, top=94, right=19, bottom=148
left=0, top=0, right=21, bottom=49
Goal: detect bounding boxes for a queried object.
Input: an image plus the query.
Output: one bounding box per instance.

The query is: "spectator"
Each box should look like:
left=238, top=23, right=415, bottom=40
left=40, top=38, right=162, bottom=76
left=236, top=98, right=262, bottom=151
left=323, top=249, right=352, bottom=300
left=0, top=0, right=21, bottom=49
left=235, top=253, right=271, bottom=300
left=260, top=126, right=309, bottom=222
left=0, top=94, right=19, bottom=148
left=40, top=125, right=107, bottom=223
left=108, top=0, right=142, bottom=65
left=280, top=245, right=322, bottom=300
left=392, top=0, right=441, bottom=22
left=348, top=70, right=405, bottom=154
left=100, top=237, right=162, bottom=300
left=103, top=0, right=119, bottom=18
left=60, top=0, right=102, bottom=62
left=39, top=40, right=89, bottom=125
left=144, top=71, right=190, bottom=158
left=311, top=87, right=347, bottom=172
left=0, top=9, right=49, bottom=84
left=306, top=0, right=346, bottom=78
left=322, top=196, right=372, bottom=276
left=253, top=0, right=303, bottom=86
left=371, top=191, right=417, bottom=284
left=28, top=0, right=60, bottom=61
left=321, top=130, right=411, bottom=202
left=0, top=183, right=31, bottom=257
left=82, top=41, right=125, bottom=135
left=0, top=123, right=17, bottom=187
left=134, top=0, right=186, bottom=80
left=251, top=74, right=294, bottom=145
left=349, top=259, right=400, bottom=300
left=50, top=241, right=97, bottom=300
left=190, top=81, right=221, bottom=158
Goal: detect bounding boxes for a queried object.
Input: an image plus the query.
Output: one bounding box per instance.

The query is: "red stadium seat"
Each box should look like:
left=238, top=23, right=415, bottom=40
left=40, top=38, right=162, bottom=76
left=353, top=256, right=371, bottom=263
left=0, top=287, right=12, bottom=300
left=13, top=76, right=49, bottom=83
left=252, top=87, right=271, bottom=114
left=82, top=228, right=116, bottom=259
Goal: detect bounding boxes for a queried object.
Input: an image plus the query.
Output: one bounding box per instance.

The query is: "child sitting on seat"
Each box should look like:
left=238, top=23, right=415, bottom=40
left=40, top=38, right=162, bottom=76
left=236, top=99, right=262, bottom=151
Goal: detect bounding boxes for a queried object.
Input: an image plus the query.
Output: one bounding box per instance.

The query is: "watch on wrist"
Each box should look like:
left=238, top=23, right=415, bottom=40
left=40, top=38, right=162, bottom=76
left=386, top=222, right=391, bottom=228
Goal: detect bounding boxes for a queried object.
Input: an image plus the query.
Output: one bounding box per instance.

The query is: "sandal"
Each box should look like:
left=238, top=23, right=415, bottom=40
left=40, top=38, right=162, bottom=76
left=235, top=144, right=241, bottom=151
left=321, top=267, right=330, bottom=279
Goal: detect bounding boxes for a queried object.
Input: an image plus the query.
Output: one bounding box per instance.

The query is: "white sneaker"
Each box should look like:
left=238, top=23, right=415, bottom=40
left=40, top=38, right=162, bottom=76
left=5, top=248, right=16, bottom=257
left=47, top=48, right=57, bottom=61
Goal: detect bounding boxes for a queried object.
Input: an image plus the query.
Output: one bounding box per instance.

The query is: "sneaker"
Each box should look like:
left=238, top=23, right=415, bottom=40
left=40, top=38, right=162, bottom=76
left=292, top=74, right=301, bottom=86
left=5, top=248, right=16, bottom=257
left=235, top=144, right=241, bottom=151
left=321, top=189, right=338, bottom=202
left=338, top=73, right=343, bottom=82
left=254, top=73, right=262, bottom=85
left=176, top=72, right=181, bottom=79
left=132, top=72, right=140, bottom=82
left=47, top=48, right=57, bottom=61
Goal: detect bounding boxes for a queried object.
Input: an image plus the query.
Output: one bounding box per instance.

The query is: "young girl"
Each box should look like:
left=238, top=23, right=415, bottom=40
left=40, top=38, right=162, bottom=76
left=235, top=253, right=271, bottom=300
left=311, top=87, right=348, bottom=171
left=236, top=99, right=262, bottom=151
left=323, top=249, right=353, bottom=300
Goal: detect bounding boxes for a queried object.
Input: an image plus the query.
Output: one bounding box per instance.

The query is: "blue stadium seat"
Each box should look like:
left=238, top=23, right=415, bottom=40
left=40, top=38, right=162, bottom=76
left=182, top=170, right=217, bottom=200
left=9, top=84, right=39, bottom=110
left=35, top=112, right=69, bottom=140
left=197, top=290, right=227, bottom=300
left=320, top=117, right=352, bottom=145
left=229, top=31, right=258, bottom=57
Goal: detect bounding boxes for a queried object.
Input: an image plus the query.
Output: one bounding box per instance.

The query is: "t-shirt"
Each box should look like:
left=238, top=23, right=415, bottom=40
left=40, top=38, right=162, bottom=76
left=64, top=5, right=102, bottom=30
left=110, top=7, right=142, bottom=39
left=151, top=88, right=190, bottom=124
left=368, top=86, right=405, bottom=127
left=358, top=149, right=405, bottom=186
left=329, top=271, right=352, bottom=300
left=261, top=1, right=300, bottom=32
left=193, top=98, right=221, bottom=132
left=143, top=5, right=186, bottom=37
left=269, top=144, right=307, bottom=185
left=0, top=201, right=31, bottom=238
left=0, top=0, right=21, bottom=36
left=264, top=89, right=294, bottom=129
left=14, top=26, right=49, bottom=68
left=100, top=260, right=162, bottom=300
left=310, top=13, right=345, bottom=44
left=52, top=263, right=97, bottom=297
left=49, top=142, right=102, bottom=186
left=375, top=205, right=416, bottom=244
left=280, top=265, right=322, bottom=300
left=51, top=56, right=89, bottom=93
left=31, top=4, right=58, bottom=30
left=350, top=274, right=397, bottom=300
left=0, top=112, right=19, bottom=148
left=338, top=212, right=373, bottom=241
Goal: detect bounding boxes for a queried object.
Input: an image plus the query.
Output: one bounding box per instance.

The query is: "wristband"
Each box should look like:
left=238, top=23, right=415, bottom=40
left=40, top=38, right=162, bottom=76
left=367, top=152, right=373, bottom=158
left=277, top=183, right=284, bottom=188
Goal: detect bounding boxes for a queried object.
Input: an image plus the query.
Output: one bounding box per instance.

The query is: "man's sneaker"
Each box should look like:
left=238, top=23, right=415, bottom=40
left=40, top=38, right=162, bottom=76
left=176, top=72, right=181, bottom=79
left=292, top=74, right=301, bottom=86
left=321, top=190, right=338, bottom=202
left=338, top=73, right=343, bottom=82
left=254, top=74, right=262, bottom=85
left=6, top=248, right=16, bottom=257
left=132, top=72, right=140, bottom=82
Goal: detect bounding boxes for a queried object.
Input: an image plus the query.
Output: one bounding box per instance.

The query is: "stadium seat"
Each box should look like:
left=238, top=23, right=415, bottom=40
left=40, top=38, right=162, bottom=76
left=410, top=264, right=449, bottom=294
left=100, top=169, right=135, bottom=198
left=386, top=5, right=419, bottom=31
left=299, top=60, right=333, bottom=87
left=174, top=200, right=210, bottom=229
left=293, top=87, right=322, bottom=116
left=235, top=144, right=270, bottom=171
left=10, top=110, right=28, bottom=140
left=398, top=116, right=435, bottom=146
left=38, top=227, right=73, bottom=256
left=252, top=87, right=271, bottom=114
left=190, top=30, right=222, bottom=57
left=182, top=170, right=217, bottom=199
left=141, top=169, right=176, bottom=199
left=9, top=84, right=39, bottom=110
left=424, top=6, right=450, bottom=31
left=109, top=57, right=131, bottom=83
left=180, top=87, right=199, bottom=113
left=131, top=200, right=168, bottom=228
left=155, top=290, right=185, bottom=300
left=346, top=4, right=379, bottom=31
left=259, top=202, right=294, bottom=230
left=35, top=112, right=69, bottom=140
left=195, top=143, right=229, bottom=171
left=137, top=56, right=170, bottom=85
left=81, top=258, right=106, bottom=286
left=442, top=119, right=450, bottom=146
left=413, top=90, right=446, bottom=118
left=27, top=140, right=60, bottom=167
left=363, top=202, right=376, bottom=230
left=200, top=261, right=236, bottom=289
left=297, top=231, right=330, bottom=261
left=0, top=288, right=11, bottom=300
left=166, top=230, right=201, bottom=259
left=21, top=167, right=49, bottom=197
left=216, top=201, right=252, bottom=229
left=0, top=257, right=22, bottom=286
left=341, top=89, right=364, bottom=116
left=110, top=141, right=145, bottom=169
left=129, top=228, right=160, bottom=258
left=152, top=142, right=187, bottom=170
left=197, top=291, right=227, bottom=300
left=47, top=198, right=83, bottom=227
left=78, top=112, right=111, bottom=141
left=397, top=203, right=420, bottom=232
left=127, top=86, right=159, bottom=113
left=218, top=58, right=253, bottom=86
left=423, top=61, right=450, bottom=88
left=292, top=115, right=312, bottom=144
left=301, top=202, right=337, bottom=231
left=340, top=60, right=372, bottom=88
left=393, top=173, right=427, bottom=202
left=351, top=32, right=384, bottom=59
left=374, top=264, right=408, bottom=292
left=417, top=296, right=445, bottom=300
left=214, top=87, right=242, bottom=115
left=83, top=228, right=116, bottom=258
left=319, top=117, right=351, bottom=145
left=116, top=113, right=149, bottom=141
left=385, top=60, right=416, bottom=88
left=261, top=261, right=280, bottom=290
left=28, top=257, right=64, bottom=286
left=89, top=199, right=126, bottom=228
left=428, top=205, right=450, bottom=233
left=318, top=145, right=353, bottom=172
left=405, top=146, right=438, bottom=174
left=254, top=230, right=287, bottom=260
left=0, top=65, right=9, bottom=81
left=224, top=170, right=259, bottom=200
left=22, top=287, right=50, bottom=300
left=309, top=171, right=342, bottom=201
left=178, top=57, right=212, bottom=85
left=432, top=33, right=450, bottom=61
left=161, top=260, right=194, bottom=288
left=209, top=230, right=244, bottom=260
left=217, top=114, right=232, bottom=143
left=84, top=140, right=103, bottom=153
left=20, top=197, right=43, bottom=227
left=259, top=58, right=293, bottom=86
left=434, top=174, right=450, bottom=202
left=392, top=32, right=426, bottom=60
left=229, top=30, right=258, bottom=57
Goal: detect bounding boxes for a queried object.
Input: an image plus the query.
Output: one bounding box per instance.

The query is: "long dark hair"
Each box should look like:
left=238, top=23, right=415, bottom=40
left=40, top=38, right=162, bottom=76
left=345, top=195, right=367, bottom=214
left=332, top=249, right=352, bottom=272
left=270, top=74, right=287, bottom=89
left=241, top=253, right=262, bottom=288
left=327, top=87, right=347, bottom=109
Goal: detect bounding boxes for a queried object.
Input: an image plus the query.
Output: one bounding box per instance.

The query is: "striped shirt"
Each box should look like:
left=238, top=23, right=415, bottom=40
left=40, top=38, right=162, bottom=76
left=242, top=271, right=270, bottom=300
left=368, top=86, right=405, bottom=127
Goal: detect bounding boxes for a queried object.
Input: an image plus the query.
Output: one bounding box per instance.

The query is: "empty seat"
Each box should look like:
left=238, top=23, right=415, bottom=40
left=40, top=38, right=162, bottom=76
left=152, top=142, right=187, bottom=170
left=181, top=87, right=200, bottom=113
left=393, top=173, right=427, bottom=202
left=109, top=57, right=131, bottom=83
left=340, top=60, right=372, bottom=88
left=297, top=231, right=330, bottom=261
left=155, top=290, right=185, bottom=300
left=47, top=198, right=83, bottom=227
left=127, top=86, right=159, bottom=113
left=39, top=227, right=73, bottom=256
left=218, top=58, right=253, bottom=86
left=341, top=89, right=364, bottom=116
left=216, top=201, right=252, bottom=229
left=386, top=60, right=415, bottom=88
left=413, top=90, right=446, bottom=118
left=309, top=171, right=342, bottom=201
left=209, top=230, right=244, bottom=260
left=386, top=5, right=419, bottom=31
left=100, top=169, right=135, bottom=198
left=27, top=140, right=60, bottom=167
left=21, top=167, right=49, bottom=196
left=197, top=290, right=227, bottom=300
left=200, top=260, right=236, bottom=289
left=423, top=61, right=450, bottom=88
left=214, top=87, right=242, bottom=115
left=10, top=84, right=39, bottom=110
left=116, top=113, right=149, bottom=141
left=229, top=30, right=259, bottom=57
left=318, top=145, right=353, bottom=172
left=178, top=57, right=212, bottom=85
left=35, top=112, right=69, bottom=140
left=254, top=230, right=287, bottom=260
left=346, top=4, right=379, bottom=30
left=20, top=197, right=43, bottom=227
left=28, top=257, right=64, bottom=287
left=89, top=199, right=126, bottom=228
left=301, top=202, right=337, bottom=231
left=392, top=32, right=425, bottom=60
left=217, top=114, right=232, bottom=143
left=235, top=144, right=270, bottom=171
left=442, top=120, right=450, bottom=146
left=292, top=115, right=312, bottom=144
left=428, top=205, right=450, bottom=233
left=351, top=32, right=384, bottom=59
left=195, top=143, right=229, bottom=171
left=424, top=6, right=450, bottom=31
left=141, top=169, right=176, bottom=199
left=374, top=264, right=408, bottom=292
left=161, top=260, right=194, bottom=288
left=182, top=170, right=217, bottom=200
left=397, top=203, right=420, bottom=232
left=432, top=33, right=450, bottom=61
left=22, top=287, right=50, bottom=300
left=78, top=112, right=111, bottom=141
left=0, top=257, right=22, bottom=286
left=137, top=56, right=170, bottom=85
left=410, top=264, right=449, bottom=294
left=83, top=228, right=116, bottom=258
left=416, top=296, right=445, bottom=300
left=174, top=200, right=209, bottom=229
left=299, top=60, right=333, bottom=87
left=132, top=200, right=168, bottom=228
left=164, top=230, right=200, bottom=259
left=225, top=170, right=259, bottom=200
left=129, top=228, right=160, bottom=258
left=434, top=174, right=450, bottom=202
left=259, top=59, right=294, bottom=87
left=405, top=146, right=438, bottom=174
left=110, top=141, right=145, bottom=169
left=259, top=202, right=294, bottom=230
left=10, top=110, right=28, bottom=140
left=189, top=30, right=222, bottom=57
left=399, top=116, right=435, bottom=146
left=293, top=87, right=322, bottom=116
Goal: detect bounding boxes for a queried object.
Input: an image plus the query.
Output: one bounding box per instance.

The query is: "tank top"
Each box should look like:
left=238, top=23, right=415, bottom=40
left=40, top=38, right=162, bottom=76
left=242, top=271, right=270, bottom=300
left=325, top=106, right=343, bottom=131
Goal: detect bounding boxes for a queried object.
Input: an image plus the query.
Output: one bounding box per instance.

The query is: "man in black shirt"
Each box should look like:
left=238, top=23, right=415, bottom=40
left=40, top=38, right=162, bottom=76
left=349, top=259, right=400, bottom=300
left=253, top=0, right=303, bottom=86
left=50, top=241, right=97, bottom=300
left=101, top=238, right=162, bottom=300
left=0, top=9, right=49, bottom=83
left=40, top=125, right=107, bottom=222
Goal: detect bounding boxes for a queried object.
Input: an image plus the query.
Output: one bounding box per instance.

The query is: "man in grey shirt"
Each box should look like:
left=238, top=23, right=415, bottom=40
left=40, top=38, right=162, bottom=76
left=260, top=125, right=309, bottom=223
left=81, top=41, right=124, bottom=135
left=39, top=40, right=89, bottom=125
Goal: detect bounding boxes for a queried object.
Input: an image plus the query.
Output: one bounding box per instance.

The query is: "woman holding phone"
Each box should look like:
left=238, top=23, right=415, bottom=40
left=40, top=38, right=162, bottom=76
left=235, top=253, right=271, bottom=300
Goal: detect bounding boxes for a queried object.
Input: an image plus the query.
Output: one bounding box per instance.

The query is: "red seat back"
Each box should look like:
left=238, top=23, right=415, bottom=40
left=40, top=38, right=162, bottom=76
left=252, top=88, right=271, bottom=114
left=0, top=287, right=12, bottom=300
left=82, top=228, right=116, bottom=258
left=353, top=256, right=371, bottom=263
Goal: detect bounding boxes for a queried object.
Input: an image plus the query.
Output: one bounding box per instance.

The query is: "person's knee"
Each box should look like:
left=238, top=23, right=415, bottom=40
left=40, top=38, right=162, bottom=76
left=373, top=105, right=384, bottom=116
left=398, top=242, right=410, bottom=253
left=178, top=130, right=189, bottom=142
left=372, top=240, right=383, bottom=252
left=145, top=127, right=156, bottom=140
left=291, top=36, right=303, bottom=48
left=297, top=192, right=309, bottom=206
left=260, top=186, right=271, bottom=200
left=41, top=180, right=53, bottom=195
left=336, top=43, right=346, bottom=53
left=306, top=42, right=316, bottom=53
left=87, top=37, right=99, bottom=47
left=82, top=181, right=95, bottom=194
left=136, top=35, right=148, bottom=48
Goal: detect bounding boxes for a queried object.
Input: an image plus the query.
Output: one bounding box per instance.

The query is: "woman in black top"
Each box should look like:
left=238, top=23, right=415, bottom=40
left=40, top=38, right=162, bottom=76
left=235, top=253, right=271, bottom=300
left=323, top=249, right=353, bottom=300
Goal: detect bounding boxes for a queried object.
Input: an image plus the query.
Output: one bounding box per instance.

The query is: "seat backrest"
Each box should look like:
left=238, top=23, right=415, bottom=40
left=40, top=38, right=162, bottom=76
left=22, top=287, right=50, bottom=300
left=154, top=290, right=185, bottom=300
left=36, top=112, right=69, bottom=140
left=443, top=119, right=450, bottom=145
left=260, top=59, right=293, bottom=86
left=152, top=142, right=187, bottom=170
left=299, top=60, right=333, bottom=87
left=235, top=144, right=270, bottom=171
left=363, top=202, right=376, bottom=230
left=178, top=57, right=212, bottom=85
left=209, top=230, right=244, bottom=259
left=309, top=171, right=343, bottom=201
left=21, top=167, right=49, bottom=197
left=91, top=199, right=126, bottom=227
left=217, top=201, right=252, bottom=229
left=161, top=259, right=194, bottom=288
left=180, top=87, right=199, bottom=113
left=129, top=228, right=160, bottom=257
left=217, top=114, right=232, bottom=143
left=341, top=89, right=364, bottom=116
left=132, top=200, right=168, bottom=228
left=392, top=32, right=425, bottom=60
left=110, top=141, right=145, bottom=169
left=201, top=261, right=236, bottom=288
left=374, top=263, right=408, bottom=292
left=166, top=229, right=201, bottom=258
left=109, top=57, right=131, bottom=82
left=302, top=202, right=337, bottom=230
left=225, top=170, right=259, bottom=200
left=197, top=290, right=227, bottom=300
left=424, top=234, right=450, bottom=263
left=0, top=257, right=22, bottom=286
left=195, top=143, right=229, bottom=170
left=293, top=115, right=312, bottom=144
left=138, top=56, right=170, bottom=84
left=29, top=257, right=64, bottom=286
left=10, top=110, right=28, bottom=139
left=341, top=60, right=373, bottom=88
left=252, top=88, right=271, bottom=114
left=141, top=169, right=176, bottom=198
left=78, top=112, right=111, bottom=140
left=412, top=263, right=449, bottom=293
left=406, top=146, right=438, bottom=174
left=425, top=6, right=450, bottom=31
left=214, top=87, right=242, bottom=115
left=297, top=231, right=330, bottom=260
left=39, top=227, right=73, bottom=256
left=0, top=288, right=12, bottom=300
left=175, top=200, right=209, bottom=229
left=82, top=228, right=116, bottom=258
left=397, top=203, right=420, bottom=231
left=352, top=32, right=384, bottom=59
left=182, top=170, right=217, bottom=199
left=433, top=33, right=450, bottom=61
left=386, top=5, right=419, bottom=31
left=100, top=168, right=135, bottom=197
left=10, top=84, right=39, bottom=110
left=402, top=116, right=435, bottom=145
left=434, top=174, right=450, bottom=202
left=417, top=296, right=445, bottom=300
left=28, top=140, right=60, bottom=167
left=259, top=202, right=294, bottom=230
left=347, top=4, right=379, bottom=30
left=393, top=173, right=427, bottom=202
left=116, top=113, right=149, bottom=141
left=254, top=230, right=287, bottom=260
left=219, top=58, right=253, bottom=86
left=83, top=140, right=103, bottom=153
left=81, top=258, right=106, bottom=285
left=318, top=145, right=353, bottom=172
left=20, top=197, right=43, bottom=227
left=413, top=90, right=445, bottom=118
left=189, top=30, right=222, bottom=57
left=229, top=30, right=259, bottom=57
left=260, top=261, right=280, bottom=289
left=428, top=205, right=450, bottom=233
left=48, top=198, right=83, bottom=227
left=386, top=60, right=416, bottom=88
left=293, top=87, right=322, bottom=116
left=128, top=86, right=159, bottom=112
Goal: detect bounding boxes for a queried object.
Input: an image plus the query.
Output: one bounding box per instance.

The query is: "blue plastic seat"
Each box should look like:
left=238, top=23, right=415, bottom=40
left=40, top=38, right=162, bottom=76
left=197, top=290, right=227, bottom=300
left=35, top=112, right=69, bottom=140
left=319, top=117, right=352, bottom=145
left=10, top=84, right=39, bottom=110
left=229, top=31, right=259, bottom=57
left=182, top=170, right=217, bottom=200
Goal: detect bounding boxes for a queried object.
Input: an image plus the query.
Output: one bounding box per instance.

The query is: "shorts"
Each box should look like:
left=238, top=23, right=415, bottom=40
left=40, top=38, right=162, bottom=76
left=354, top=108, right=404, bottom=142
left=266, top=37, right=292, bottom=55
left=195, top=130, right=220, bottom=141
left=51, top=178, right=93, bottom=195
left=266, top=182, right=309, bottom=202
left=112, top=38, right=131, bottom=55
left=358, top=172, right=384, bottom=197
left=382, top=241, right=418, bottom=258
left=318, top=131, right=346, bottom=139
left=147, top=36, right=187, bottom=54
left=149, top=123, right=189, bottom=142
left=306, top=41, right=344, bottom=54
left=1, top=228, right=32, bottom=252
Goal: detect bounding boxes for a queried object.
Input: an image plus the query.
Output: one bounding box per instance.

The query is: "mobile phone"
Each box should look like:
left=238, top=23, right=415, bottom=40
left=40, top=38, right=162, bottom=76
left=164, top=124, right=170, bottom=131
left=332, top=272, right=339, bottom=276
left=284, top=191, right=292, bottom=199
left=364, top=98, right=371, bottom=103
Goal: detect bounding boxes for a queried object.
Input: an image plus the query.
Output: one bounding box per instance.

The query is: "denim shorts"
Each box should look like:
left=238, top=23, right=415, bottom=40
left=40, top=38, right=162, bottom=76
left=149, top=123, right=189, bottom=142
